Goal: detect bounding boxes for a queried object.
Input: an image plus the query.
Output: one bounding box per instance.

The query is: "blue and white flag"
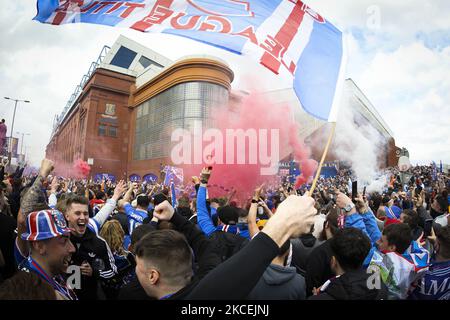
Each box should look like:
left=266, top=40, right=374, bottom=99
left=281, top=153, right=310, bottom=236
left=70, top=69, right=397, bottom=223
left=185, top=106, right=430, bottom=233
left=170, top=181, right=178, bottom=208
left=34, top=0, right=346, bottom=121
left=431, top=161, right=437, bottom=181
left=162, top=165, right=184, bottom=186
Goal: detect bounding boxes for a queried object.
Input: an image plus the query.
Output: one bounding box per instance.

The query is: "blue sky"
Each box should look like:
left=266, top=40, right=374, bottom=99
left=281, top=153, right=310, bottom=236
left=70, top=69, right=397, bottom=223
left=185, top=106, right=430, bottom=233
left=0, top=0, right=449, bottom=166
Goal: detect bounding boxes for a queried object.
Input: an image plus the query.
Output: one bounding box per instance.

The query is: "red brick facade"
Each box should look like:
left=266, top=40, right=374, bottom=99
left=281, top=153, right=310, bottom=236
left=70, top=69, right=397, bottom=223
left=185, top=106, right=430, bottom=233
left=46, top=68, right=135, bottom=179
left=46, top=58, right=234, bottom=181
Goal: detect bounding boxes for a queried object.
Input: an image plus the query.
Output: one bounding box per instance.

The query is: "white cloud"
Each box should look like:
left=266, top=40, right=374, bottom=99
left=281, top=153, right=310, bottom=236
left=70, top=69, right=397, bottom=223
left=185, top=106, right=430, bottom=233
left=353, top=41, right=450, bottom=163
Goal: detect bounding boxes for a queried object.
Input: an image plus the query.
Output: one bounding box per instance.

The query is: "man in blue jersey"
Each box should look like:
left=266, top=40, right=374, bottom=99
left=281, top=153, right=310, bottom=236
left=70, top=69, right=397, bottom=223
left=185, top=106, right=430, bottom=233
left=335, top=192, right=430, bottom=299
left=118, top=183, right=150, bottom=235
left=408, top=225, right=450, bottom=300
left=196, top=167, right=250, bottom=240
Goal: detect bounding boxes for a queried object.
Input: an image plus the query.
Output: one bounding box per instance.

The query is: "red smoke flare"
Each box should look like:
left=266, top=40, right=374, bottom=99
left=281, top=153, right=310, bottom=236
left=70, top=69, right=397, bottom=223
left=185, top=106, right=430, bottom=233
left=73, top=159, right=91, bottom=178
left=177, top=92, right=317, bottom=202
left=50, top=158, right=91, bottom=179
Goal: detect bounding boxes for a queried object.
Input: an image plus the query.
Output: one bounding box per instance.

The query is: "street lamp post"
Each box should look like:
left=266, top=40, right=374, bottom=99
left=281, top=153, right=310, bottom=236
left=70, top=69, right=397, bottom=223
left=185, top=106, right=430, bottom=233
left=4, top=97, right=30, bottom=161
left=16, top=131, right=30, bottom=157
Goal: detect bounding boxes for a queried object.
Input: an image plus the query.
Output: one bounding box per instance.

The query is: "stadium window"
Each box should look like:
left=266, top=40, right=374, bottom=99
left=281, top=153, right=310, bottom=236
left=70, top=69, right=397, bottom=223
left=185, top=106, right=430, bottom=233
left=108, top=126, right=117, bottom=137
left=98, top=124, right=107, bottom=136
left=138, top=55, right=163, bottom=69
left=110, top=46, right=137, bottom=69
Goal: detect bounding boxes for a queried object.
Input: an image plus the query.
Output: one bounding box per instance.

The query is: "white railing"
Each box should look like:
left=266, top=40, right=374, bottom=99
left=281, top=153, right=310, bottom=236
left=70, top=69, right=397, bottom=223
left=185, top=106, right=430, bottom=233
left=51, top=45, right=111, bottom=137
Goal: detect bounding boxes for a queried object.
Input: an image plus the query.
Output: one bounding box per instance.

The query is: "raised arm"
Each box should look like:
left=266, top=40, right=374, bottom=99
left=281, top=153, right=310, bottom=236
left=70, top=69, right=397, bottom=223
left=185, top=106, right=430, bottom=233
left=122, top=182, right=134, bottom=204
left=248, top=185, right=264, bottom=238
left=20, top=159, right=54, bottom=216
left=260, top=198, right=274, bottom=219
left=336, top=192, right=379, bottom=267
left=48, top=176, right=59, bottom=209
left=192, top=176, right=201, bottom=196
left=248, top=201, right=259, bottom=239
left=89, top=180, right=127, bottom=233
left=84, top=182, right=90, bottom=199
left=17, top=159, right=54, bottom=260
left=196, top=167, right=216, bottom=236
left=354, top=193, right=382, bottom=244
left=336, top=192, right=371, bottom=236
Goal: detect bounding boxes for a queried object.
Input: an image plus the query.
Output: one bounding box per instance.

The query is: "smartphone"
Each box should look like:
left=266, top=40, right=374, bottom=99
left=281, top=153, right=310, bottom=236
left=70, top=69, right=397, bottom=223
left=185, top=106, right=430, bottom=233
left=352, top=181, right=358, bottom=202
left=208, top=166, right=213, bottom=170
left=423, top=219, right=433, bottom=238
left=257, top=206, right=264, bottom=215
left=415, top=186, right=422, bottom=196
left=363, top=186, right=366, bottom=197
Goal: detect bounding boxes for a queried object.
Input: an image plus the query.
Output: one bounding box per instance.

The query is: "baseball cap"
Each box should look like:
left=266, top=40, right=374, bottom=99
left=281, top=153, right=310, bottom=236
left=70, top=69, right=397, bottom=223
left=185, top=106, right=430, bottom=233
left=21, top=210, right=72, bottom=241
left=153, top=193, right=168, bottom=206
left=217, top=205, right=239, bottom=225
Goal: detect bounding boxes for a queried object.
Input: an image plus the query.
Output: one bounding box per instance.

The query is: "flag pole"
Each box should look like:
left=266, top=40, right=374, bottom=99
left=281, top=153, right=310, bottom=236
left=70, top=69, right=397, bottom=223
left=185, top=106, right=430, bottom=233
left=307, top=32, right=346, bottom=196
left=309, top=122, right=337, bottom=196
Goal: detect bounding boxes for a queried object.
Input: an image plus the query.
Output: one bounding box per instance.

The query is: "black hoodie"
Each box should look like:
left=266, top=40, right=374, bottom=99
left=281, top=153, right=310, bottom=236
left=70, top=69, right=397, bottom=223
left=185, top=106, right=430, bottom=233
left=291, top=234, right=323, bottom=276
left=247, top=264, right=306, bottom=300
left=309, top=269, right=388, bottom=300
left=305, top=240, right=334, bottom=296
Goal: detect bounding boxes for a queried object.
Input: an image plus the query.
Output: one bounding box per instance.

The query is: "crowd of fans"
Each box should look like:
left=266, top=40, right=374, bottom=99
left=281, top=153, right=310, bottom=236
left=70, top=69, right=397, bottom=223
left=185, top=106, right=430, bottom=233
left=0, top=157, right=448, bottom=300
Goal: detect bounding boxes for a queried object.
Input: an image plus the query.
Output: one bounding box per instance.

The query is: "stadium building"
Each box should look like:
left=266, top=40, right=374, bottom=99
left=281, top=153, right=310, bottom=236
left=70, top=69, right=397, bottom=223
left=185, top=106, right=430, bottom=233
left=46, top=36, right=403, bottom=181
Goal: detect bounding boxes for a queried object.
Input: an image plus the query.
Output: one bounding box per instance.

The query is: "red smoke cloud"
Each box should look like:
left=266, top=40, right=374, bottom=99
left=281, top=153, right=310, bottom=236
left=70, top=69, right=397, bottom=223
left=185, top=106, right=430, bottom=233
left=287, top=124, right=318, bottom=188
left=73, top=159, right=91, bottom=178
left=177, top=92, right=317, bottom=202
left=51, top=159, right=91, bottom=179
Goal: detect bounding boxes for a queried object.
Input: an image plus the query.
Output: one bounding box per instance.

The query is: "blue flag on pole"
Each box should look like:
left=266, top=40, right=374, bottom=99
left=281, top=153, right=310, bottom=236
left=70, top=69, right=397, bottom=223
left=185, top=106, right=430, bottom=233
left=162, top=165, right=184, bottom=186
left=170, top=181, right=178, bottom=208
left=34, top=0, right=345, bottom=122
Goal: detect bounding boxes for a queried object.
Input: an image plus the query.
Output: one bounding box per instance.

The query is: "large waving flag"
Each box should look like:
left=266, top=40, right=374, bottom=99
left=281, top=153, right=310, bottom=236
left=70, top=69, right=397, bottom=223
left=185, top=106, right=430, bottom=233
left=34, top=0, right=345, bottom=121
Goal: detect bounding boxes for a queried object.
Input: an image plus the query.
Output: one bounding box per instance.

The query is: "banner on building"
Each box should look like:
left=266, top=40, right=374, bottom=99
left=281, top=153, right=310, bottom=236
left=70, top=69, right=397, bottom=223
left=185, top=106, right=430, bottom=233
left=7, top=137, right=19, bottom=158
